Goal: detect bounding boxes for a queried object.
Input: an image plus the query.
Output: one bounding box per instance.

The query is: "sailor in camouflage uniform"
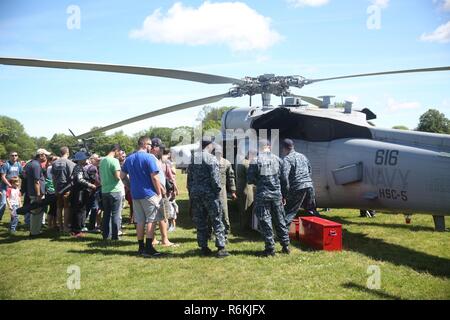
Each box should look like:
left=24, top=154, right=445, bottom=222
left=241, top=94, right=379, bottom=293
left=187, top=139, right=230, bottom=258
left=281, top=138, right=319, bottom=228
left=214, top=144, right=237, bottom=237
left=247, top=139, right=290, bottom=256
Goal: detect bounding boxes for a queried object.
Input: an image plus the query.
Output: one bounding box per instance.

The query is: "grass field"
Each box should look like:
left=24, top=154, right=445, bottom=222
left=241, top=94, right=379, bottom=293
left=0, top=172, right=449, bottom=300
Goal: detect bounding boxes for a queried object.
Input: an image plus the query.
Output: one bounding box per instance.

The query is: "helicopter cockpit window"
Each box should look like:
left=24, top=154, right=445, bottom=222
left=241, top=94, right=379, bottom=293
left=252, top=108, right=372, bottom=142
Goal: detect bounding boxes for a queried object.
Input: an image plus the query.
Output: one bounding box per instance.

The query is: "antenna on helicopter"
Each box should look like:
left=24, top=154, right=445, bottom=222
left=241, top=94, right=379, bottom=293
left=318, top=96, right=335, bottom=109
left=69, top=129, right=93, bottom=155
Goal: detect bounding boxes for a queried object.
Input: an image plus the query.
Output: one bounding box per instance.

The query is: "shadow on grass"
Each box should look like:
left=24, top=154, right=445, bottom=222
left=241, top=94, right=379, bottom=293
left=0, top=229, right=63, bottom=244
left=331, top=216, right=436, bottom=232
left=67, top=248, right=213, bottom=259
left=0, top=232, right=31, bottom=244
left=289, top=215, right=450, bottom=278
left=342, top=282, right=402, bottom=300
left=285, top=215, right=450, bottom=278
left=341, top=229, right=450, bottom=279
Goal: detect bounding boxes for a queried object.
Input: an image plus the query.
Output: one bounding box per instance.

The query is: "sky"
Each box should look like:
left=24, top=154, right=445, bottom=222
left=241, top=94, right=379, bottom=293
left=0, top=0, right=449, bottom=138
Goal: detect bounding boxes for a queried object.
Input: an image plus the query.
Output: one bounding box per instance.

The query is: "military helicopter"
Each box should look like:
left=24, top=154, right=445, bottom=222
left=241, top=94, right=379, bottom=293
left=1, top=57, right=449, bottom=231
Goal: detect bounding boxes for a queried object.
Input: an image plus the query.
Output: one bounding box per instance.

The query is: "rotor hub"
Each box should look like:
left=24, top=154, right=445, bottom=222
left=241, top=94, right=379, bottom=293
left=229, top=74, right=306, bottom=98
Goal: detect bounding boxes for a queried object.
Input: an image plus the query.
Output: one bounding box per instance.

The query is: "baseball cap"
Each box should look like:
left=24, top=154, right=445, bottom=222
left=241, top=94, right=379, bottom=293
left=36, top=148, right=51, bottom=156
left=151, top=138, right=163, bottom=148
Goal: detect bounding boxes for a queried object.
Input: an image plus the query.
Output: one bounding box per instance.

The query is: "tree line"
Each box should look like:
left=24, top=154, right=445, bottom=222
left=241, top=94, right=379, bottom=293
left=0, top=107, right=448, bottom=160
left=0, top=106, right=231, bottom=160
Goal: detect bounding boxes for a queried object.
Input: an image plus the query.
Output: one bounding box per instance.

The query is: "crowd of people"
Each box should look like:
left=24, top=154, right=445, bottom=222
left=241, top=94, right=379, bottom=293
left=0, top=137, right=179, bottom=249
left=0, top=135, right=319, bottom=258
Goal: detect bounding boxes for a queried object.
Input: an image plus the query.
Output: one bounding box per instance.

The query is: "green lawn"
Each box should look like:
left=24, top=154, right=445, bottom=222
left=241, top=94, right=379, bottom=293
left=0, top=172, right=449, bottom=300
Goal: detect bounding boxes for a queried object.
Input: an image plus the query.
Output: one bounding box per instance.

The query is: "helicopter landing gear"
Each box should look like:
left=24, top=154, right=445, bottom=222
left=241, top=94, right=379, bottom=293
left=432, top=215, right=446, bottom=232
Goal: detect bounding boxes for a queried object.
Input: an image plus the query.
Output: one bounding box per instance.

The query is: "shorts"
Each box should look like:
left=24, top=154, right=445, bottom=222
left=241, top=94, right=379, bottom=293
left=132, top=197, right=163, bottom=224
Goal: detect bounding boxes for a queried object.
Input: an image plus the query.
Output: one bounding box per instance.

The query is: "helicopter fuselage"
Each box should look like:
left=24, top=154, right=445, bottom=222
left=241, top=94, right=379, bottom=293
left=221, top=105, right=450, bottom=217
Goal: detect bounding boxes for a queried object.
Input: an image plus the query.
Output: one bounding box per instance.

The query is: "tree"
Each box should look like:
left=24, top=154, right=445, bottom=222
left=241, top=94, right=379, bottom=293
left=110, top=131, right=134, bottom=154
left=197, top=106, right=234, bottom=132
left=87, top=128, right=115, bottom=156
left=33, top=136, right=50, bottom=150
left=392, top=125, right=409, bottom=130
left=0, top=116, right=36, bottom=160
left=48, top=133, right=78, bottom=156
left=146, top=127, right=175, bottom=148
left=416, top=109, right=450, bottom=134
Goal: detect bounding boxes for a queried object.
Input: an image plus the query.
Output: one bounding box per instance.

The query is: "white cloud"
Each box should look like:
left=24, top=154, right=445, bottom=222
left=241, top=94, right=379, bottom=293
left=420, top=21, right=450, bottom=43
left=129, top=1, right=282, bottom=52
left=287, top=0, right=329, bottom=7
left=371, top=0, right=389, bottom=9
left=441, top=0, right=450, bottom=11
left=387, top=98, right=421, bottom=111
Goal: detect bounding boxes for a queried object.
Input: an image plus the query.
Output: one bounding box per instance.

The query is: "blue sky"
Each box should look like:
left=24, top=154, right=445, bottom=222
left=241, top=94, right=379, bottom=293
left=0, top=0, right=449, bottom=138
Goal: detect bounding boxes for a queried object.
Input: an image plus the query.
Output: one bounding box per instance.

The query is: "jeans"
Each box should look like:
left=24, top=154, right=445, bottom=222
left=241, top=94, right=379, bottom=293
left=102, top=192, right=122, bottom=240
left=0, top=189, right=6, bottom=221
left=71, top=203, right=86, bottom=233
left=29, top=197, right=44, bottom=236
left=86, top=191, right=99, bottom=230
left=10, top=204, right=19, bottom=231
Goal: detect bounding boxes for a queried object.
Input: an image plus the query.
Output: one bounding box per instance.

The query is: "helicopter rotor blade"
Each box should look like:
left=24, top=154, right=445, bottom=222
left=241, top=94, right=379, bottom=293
left=0, top=57, right=244, bottom=85
left=76, top=92, right=231, bottom=139
left=305, top=66, right=450, bottom=85
left=291, top=94, right=323, bottom=107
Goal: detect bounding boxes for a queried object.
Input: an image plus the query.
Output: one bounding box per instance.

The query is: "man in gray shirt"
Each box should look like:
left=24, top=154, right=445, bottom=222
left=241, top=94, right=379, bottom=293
left=26, top=148, right=50, bottom=237
left=52, top=146, right=75, bottom=233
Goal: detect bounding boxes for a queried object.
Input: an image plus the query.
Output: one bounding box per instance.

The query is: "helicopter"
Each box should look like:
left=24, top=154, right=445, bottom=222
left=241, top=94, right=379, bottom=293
left=1, top=57, right=449, bottom=231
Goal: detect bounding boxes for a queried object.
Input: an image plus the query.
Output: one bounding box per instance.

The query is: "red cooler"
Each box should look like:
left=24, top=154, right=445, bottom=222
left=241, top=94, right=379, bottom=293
left=289, top=218, right=300, bottom=240
left=299, top=216, right=342, bottom=251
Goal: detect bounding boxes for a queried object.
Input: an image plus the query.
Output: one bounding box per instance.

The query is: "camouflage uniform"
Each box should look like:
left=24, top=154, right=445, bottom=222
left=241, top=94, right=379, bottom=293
left=282, top=150, right=316, bottom=226
left=236, top=158, right=254, bottom=230
left=218, top=157, right=236, bottom=235
left=187, top=150, right=226, bottom=249
left=247, top=151, right=290, bottom=252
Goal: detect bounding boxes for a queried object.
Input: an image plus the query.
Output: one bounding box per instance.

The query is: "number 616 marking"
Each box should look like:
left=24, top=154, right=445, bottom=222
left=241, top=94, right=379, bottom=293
left=375, top=150, right=399, bottom=166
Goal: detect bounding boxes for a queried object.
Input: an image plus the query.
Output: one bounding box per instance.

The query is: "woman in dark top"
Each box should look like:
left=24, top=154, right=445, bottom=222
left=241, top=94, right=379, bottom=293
left=70, top=151, right=96, bottom=237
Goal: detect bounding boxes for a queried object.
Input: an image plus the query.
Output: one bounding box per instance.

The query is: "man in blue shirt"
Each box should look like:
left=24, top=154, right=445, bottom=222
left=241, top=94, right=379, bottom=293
left=0, top=151, right=23, bottom=221
left=121, top=136, right=163, bottom=257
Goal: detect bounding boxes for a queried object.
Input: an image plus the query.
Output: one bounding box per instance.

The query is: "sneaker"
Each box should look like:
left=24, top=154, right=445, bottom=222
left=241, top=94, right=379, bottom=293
left=216, top=248, right=230, bottom=258
left=282, top=245, right=291, bottom=254
left=142, top=248, right=162, bottom=258
left=258, top=249, right=276, bottom=257
left=200, top=247, right=213, bottom=256
left=137, top=247, right=145, bottom=256
left=81, top=227, right=88, bottom=232
left=118, top=230, right=123, bottom=236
